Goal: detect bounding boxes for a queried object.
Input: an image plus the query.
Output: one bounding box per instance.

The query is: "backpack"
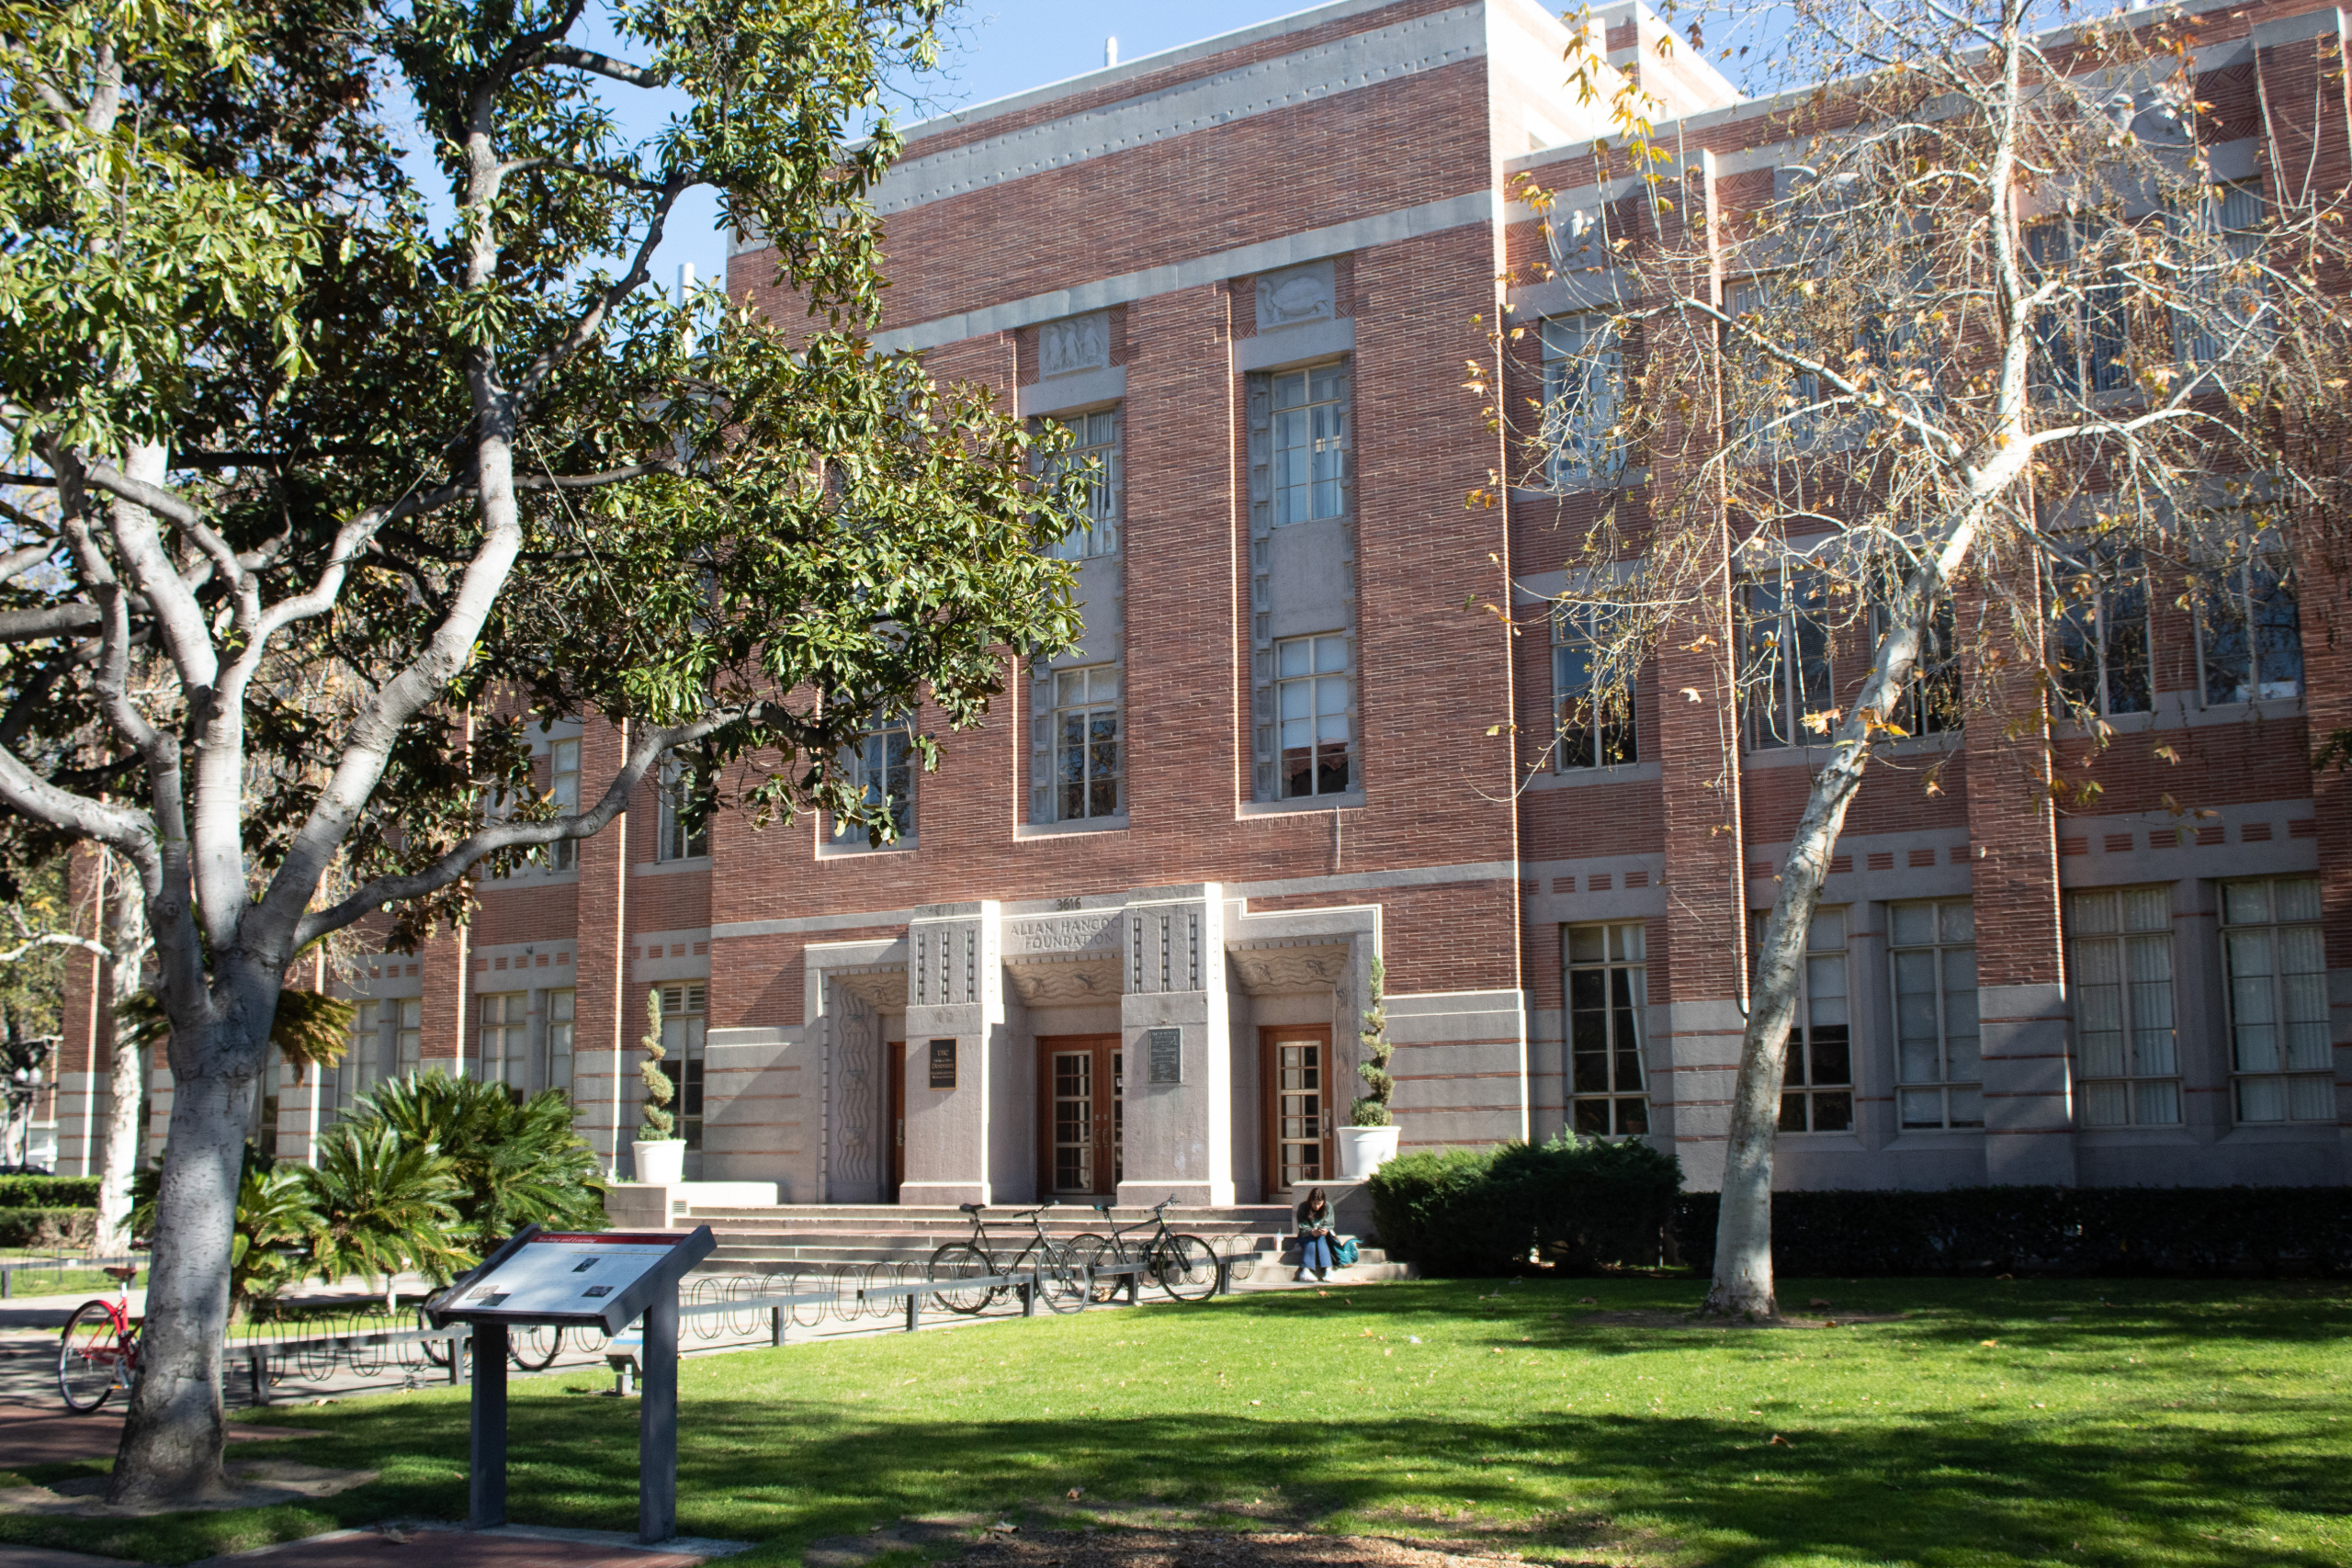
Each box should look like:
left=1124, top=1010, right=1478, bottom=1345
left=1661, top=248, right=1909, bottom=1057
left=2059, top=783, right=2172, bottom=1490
left=1334, top=1235, right=1361, bottom=1266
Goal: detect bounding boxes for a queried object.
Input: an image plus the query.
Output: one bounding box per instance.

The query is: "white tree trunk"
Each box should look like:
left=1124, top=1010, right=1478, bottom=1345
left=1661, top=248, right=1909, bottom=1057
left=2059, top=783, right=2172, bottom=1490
left=107, top=964, right=277, bottom=1506
left=95, top=857, right=149, bottom=1255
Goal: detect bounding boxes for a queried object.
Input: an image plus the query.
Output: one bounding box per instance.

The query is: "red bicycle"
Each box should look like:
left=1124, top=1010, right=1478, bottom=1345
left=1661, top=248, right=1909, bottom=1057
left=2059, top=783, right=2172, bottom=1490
left=58, top=1265, right=141, bottom=1413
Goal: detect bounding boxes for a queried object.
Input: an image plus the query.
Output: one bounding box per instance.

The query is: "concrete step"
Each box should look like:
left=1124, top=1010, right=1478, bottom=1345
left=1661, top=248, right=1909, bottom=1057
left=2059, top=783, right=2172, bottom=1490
left=701, top=1233, right=1285, bottom=1267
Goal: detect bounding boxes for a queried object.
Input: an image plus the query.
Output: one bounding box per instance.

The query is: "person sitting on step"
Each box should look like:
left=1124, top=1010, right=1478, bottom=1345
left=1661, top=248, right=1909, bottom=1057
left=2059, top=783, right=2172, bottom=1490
left=1295, top=1187, right=1340, bottom=1281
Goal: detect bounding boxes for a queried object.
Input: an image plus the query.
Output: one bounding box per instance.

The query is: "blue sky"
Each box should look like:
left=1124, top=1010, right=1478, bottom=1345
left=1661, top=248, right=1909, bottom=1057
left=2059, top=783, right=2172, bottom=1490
left=598, top=1, right=1324, bottom=295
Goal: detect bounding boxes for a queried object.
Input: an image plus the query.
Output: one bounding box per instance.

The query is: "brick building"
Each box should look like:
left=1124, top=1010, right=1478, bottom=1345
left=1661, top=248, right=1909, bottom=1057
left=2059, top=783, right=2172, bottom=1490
left=45, top=0, right=2352, bottom=1201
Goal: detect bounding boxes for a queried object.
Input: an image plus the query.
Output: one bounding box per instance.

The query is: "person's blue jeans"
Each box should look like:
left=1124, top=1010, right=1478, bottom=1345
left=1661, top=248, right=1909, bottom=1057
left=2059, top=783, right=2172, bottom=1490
left=1299, top=1234, right=1336, bottom=1271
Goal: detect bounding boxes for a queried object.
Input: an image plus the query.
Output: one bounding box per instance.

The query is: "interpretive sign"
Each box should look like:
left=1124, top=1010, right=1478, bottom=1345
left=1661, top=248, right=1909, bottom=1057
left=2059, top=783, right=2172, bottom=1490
left=1145, top=1027, right=1182, bottom=1085
left=426, top=1224, right=713, bottom=1544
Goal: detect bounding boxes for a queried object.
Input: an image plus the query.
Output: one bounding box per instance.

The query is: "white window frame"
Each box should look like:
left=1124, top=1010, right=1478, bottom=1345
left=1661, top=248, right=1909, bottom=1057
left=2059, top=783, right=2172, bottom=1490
left=2220, top=876, right=2330, bottom=1124
left=2173, top=180, right=2267, bottom=367
left=2066, top=886, right=2180, bottom=1128
left=1274, top=633, right=1352, bottom=800
left=1044, top=407, right=1122, bottom=560
left=2048, top=544, right=2153, bottom=718
left=1270, top=365, right=1347, bottom=526
left=1553, top=604, right=1637, bottom=771
left=545, top=987, right=576, bottom=1103
left=2025, top=214, right=2132, bottom=400
left=394, top=998, right=421, bottom=1078
left=1540, top=313, right=1624, bottom=486
left=1739, top=570, right=1835, bottom=750
left=1891, top=898, right=1982, bottom=1130
left=1049, top=665, right=1122, bottom=821
left=478, top=991, right=528, bottom=1090
left=548, top=737, right=581, bottom=872
left=1754, top=908, right=1854, bottom=1133
left=2195, top=552, right=2302, bottom=707
left=657, top=761, right=709, bottom=862
left=834, top=712, right=917, bottom=845
left=656, top=983, right=708, bottom=1150
left=1724, top=274, right=1823, bottom=450
left=1868, top=594, right=1962, bottom=736
left=1566, top=920, right=1649, bottom=1136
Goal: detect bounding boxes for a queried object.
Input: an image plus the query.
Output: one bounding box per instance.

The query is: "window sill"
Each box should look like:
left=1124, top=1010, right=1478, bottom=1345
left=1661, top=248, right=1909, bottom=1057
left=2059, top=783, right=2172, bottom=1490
left=1886, top=1129, right=1986, bottom=1145
left=2054, top=692, right=2305, bottom=736
left=1510, top=471, right=1646, bottom=501
left=817, top=834, right=919, bottom=860
left=2075, top=1123, right=2197, bottom=1143
left=1016, top=813, right=1127, bottom=840
left=484, top=865, right=582, bottom=888
left=1527, top=761, right=1660, bottom=790
left=1238, top=790, right=1366, bottom=818
left=2218, top=1121, right=2339, bottom=1142
left=635, top=857, right=711, bottom=876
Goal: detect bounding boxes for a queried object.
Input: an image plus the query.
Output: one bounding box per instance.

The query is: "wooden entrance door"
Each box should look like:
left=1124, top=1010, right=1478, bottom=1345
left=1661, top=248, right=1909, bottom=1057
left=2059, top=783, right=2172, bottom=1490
left=885, top=1041, right=905, bottom=1201
left=1261, top=1026, right=1334, bottom=1197
left=1037, top=1034, right=1122, bottom=1198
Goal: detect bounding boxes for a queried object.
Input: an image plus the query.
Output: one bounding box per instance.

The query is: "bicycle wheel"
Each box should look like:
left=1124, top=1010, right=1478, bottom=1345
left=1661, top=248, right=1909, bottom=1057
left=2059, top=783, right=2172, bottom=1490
left=1035, top=1240, right=1090, bottom=1315
left=58, top=1302, right=125, bottom=1413
left=927, top=1242, right=996, bottom=1315
left=509, top=1324, right=562, bottom=1371
left=1154, top=1234, right=1220, bottom=1301
left=416, top=1304, right=452, bottom=1369
left=1070, top=1233, right=1122, bottom=1303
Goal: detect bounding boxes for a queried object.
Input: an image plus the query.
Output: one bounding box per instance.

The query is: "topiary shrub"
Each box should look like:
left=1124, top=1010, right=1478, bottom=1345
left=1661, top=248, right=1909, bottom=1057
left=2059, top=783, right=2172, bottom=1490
left=0, top=1175, right=100, bottom=1209
left=1368, top=1134, right=1683, bottom=1276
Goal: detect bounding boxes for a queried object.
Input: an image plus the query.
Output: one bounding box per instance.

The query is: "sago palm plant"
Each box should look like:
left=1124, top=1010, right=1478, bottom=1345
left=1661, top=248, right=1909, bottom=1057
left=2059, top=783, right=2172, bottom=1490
left=353, top=1072, right=605, bottom=1248
left=301, top=1119, right=471, bottom=1313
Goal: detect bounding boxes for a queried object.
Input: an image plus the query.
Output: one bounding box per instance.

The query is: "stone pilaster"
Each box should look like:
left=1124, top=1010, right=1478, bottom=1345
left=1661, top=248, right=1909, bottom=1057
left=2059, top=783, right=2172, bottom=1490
left=1117, top=885, right=1234, bottom=1207
left=899, top=902, right=1003, bottom=1206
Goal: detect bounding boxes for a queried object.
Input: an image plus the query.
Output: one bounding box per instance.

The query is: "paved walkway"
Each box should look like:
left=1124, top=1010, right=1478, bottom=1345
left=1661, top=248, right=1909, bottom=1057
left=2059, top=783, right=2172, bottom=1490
left=0, top=1403, right=324, bottom=1468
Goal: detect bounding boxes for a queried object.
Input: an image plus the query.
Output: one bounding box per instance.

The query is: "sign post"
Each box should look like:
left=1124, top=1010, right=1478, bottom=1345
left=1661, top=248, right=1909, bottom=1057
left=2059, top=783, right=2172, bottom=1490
left=427, top=1224, right=715, bottom=1542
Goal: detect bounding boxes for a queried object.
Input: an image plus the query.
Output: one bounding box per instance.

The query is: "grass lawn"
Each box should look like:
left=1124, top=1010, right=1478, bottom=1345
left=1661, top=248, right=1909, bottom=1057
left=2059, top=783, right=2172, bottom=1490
left=2, top=1274, right=2346, bottom=1567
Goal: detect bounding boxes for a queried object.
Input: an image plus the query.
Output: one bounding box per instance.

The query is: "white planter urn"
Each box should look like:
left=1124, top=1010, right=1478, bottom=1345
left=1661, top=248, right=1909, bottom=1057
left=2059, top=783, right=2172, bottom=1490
left=1335, top=1123, right=1400, bottom=1179
left=633, top=1138, right=686, bottom=1187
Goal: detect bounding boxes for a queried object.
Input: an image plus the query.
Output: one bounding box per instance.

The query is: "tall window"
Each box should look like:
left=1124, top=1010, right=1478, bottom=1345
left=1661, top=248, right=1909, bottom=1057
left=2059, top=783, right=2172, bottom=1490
left=1754, top=908, right=1852, bottom=1132
left=479, top=992, right=527, bottom=1089
left=394, top=998, right=421, bottom=1078
left=546, top=988, right=576, bottom=1102
left=1724, top=275, right=1821, bottom=448
left=1541, top=314, right=1623, bottom=485
left=2026, top=217, right=2131, bottom=398
left=1275, top=634, right=1351, bottom=799
left=654, top=983, right=708, bottom=1149
left=2050, top=547, right=2152, bottom=717
left=1051, top=666, right=1121, bottom=820
left=2222, top=876, right=2329, bottom=1123
left=1271, top=365, right=1346, bottom=525
left=327, top=999, right=381, bottom=1122
left=2068, top=888, right=2179, bottom=1126
left=1870, top=594, right=1962, bottom=735
left=2175, top=181, right=2267, bottom=365
left=657, top=761, right=709, bottom=861
left=1554, top=604, right=1636, bottom=769
left=548, top=737, right=581, bottom=872
left=1045, top=408, right=1121, bottom=559
left=1567, top=921, right=1648, bottom=1135
left=836, top=713, right=916, bottom=843
left=1892, top=899, right=1981, bottom=1130
left=1739, top=572, right=1834, bottom=750
left=2196, top=555, right=2302, bottom=705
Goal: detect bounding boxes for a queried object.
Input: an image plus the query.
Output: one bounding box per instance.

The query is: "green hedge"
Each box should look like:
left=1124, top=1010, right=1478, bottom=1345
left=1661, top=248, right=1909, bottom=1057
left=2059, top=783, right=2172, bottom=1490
left=0, top=1175, right=100, bottom=1209
left=1673, top=1186, right=2352, bottom=1278
left=0, top=1207, right=98, bottom=1248
left=1366, top=1136, right=1683, bottom=1276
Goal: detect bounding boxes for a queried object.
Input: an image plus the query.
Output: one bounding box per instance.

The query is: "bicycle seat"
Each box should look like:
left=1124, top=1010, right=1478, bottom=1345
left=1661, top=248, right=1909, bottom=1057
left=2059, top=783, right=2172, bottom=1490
left=958, top=1201, right=986, bottom=1214
left=103, top=1265, right=139, bottom=1283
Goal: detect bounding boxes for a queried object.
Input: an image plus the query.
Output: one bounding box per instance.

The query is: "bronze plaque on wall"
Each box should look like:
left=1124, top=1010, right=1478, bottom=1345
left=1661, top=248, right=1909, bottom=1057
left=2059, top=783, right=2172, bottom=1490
left=928, top=1038, right=957, bottom=1089
left=1145, top=1027, right=1182, bottom=1085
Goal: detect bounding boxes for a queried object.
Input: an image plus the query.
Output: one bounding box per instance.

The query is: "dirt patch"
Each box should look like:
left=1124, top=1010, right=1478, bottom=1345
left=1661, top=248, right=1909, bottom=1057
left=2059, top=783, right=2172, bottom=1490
left=858, top=1526, right=1586, bottom=1568
left=0, top=1458, right=377, bottom=1517
left=1577, top=1310, right=1908, bottom=1330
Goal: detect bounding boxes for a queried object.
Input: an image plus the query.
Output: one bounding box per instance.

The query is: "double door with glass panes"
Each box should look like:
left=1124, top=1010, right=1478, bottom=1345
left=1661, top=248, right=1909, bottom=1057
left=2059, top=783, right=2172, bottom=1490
left=1566, top=923, right=1648, bottom=1135
left=1039, top=1035, right=1121, bottom=1197
left=1261, top=1027, right=1333, bottom=1195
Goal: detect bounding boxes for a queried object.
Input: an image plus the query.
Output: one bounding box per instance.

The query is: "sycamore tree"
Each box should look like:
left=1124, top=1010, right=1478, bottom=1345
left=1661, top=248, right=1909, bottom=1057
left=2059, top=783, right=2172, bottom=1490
left=1488, top=0, right=2352, bottom=1317
left=0, top=0, right=1083, bottom=1505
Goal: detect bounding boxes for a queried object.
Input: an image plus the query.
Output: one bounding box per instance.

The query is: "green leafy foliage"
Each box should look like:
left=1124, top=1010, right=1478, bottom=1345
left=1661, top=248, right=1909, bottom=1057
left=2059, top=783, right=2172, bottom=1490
left=115, top=985, right=355, bottom=1080
left=1367, top=1134, right=1684, bottom=1276
left=638, top=987, right=674, bottom=1141
left=130, top=1144, right=311, bottom=1312
left=301, top=1118, right=471, bottom=1299
left=1351, top=954, right=1393, bottom=1128
left=1674, top=1186, right=2352, bottom=1278
left=352, top=1071, right=605, bottom=1247
left=0, top=1174, right=100, bottom=1207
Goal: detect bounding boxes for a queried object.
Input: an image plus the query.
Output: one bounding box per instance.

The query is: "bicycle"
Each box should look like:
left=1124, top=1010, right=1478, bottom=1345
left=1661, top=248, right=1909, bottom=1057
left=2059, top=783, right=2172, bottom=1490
left=417, top=1303, right=562, bottom=1371
left=926, top=1201, right=1089, bottom=1316
left=1071, top=1196, right=1220, bottom=1303
left=58, top=1265, right=142, bottom=1413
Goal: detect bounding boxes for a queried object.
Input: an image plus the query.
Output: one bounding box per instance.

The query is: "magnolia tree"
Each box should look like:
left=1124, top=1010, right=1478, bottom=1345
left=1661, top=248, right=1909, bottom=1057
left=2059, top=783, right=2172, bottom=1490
left=0, top=0, right=1082, bottom=1505
left=1487, top=0, right=2352, bottom=1317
